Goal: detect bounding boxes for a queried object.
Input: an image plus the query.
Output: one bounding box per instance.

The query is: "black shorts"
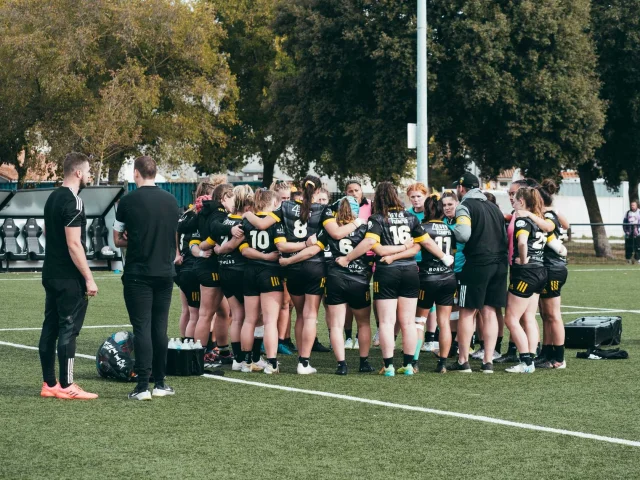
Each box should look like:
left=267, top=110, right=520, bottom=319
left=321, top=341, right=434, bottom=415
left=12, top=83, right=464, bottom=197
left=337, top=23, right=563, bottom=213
left=220, top=269, right=245, bottom=303
left=196, top=266, right=221, bottom=288
left=244, top=263, right=284, bottom=297
left=540, top=266, right=568, bottom=299
left=178, top=268, right=201, bottom=308
left=418, top=272, right=457, bottom=308
left=508, top=265, right=547, bottom=298
left=285, top=261, right=326, bottom=297
left=373, top=265, right=419, bottom=300
left=458, top=262, right=508, bottom=309
left=325, top=272, right=370, bottom=310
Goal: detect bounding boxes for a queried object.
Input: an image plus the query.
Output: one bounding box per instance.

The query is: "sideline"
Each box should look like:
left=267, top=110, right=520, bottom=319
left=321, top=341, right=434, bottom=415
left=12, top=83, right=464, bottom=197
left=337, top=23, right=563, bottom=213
left=0, top=339, right=638, bottom=448
left=0, top=324, right=131, bottom=332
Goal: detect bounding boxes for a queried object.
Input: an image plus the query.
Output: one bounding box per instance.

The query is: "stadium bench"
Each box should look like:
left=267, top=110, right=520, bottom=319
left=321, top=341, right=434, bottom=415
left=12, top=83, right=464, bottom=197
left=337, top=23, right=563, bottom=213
left=0, top=218, right=28, bottom=271
left=88, top=217, right=118, bottom=267
left=22, top=218, right=46, bottom=261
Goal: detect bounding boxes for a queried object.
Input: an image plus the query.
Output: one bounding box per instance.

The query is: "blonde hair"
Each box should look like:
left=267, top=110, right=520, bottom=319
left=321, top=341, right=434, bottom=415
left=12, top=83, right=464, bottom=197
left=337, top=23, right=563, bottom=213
left=515, top=187, right=544, bottom=218
left=195, top=180, right=215, bottom=200
left=336, top=198, right=356, bottom=225
left=210, top=174, right=228, bottom=187
left=233, top=185, right=254, bottom=213
left=254, top=189, right=278, bottom=212
left=270, top=180, right=290, bottom=193
left=406, top=182, right=428, bottom=196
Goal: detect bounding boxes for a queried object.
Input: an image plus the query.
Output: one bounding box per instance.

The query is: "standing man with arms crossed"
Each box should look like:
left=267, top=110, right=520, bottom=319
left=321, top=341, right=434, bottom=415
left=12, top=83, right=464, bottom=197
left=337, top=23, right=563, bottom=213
left=451, top=173, right=508, bottom=373
left=113, top=156, right=180, bottom=400
left=39, top=152, right=99, bottom=400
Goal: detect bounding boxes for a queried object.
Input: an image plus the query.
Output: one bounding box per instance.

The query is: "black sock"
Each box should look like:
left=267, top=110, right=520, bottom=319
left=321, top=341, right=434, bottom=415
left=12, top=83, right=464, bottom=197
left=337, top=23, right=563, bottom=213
left=479, top=340, right=485, bottom=350
left=536, top=342, right=541, bottom=356
left=267, top=357, right=277, bottom=368
left=451, top=340, right=459, bottom=353
left=359, top=356, right=369, bottom=367
left=555, top=345, right=565, bottom=363
left=338, top=360, right=347, bottom=367
left=495, top=336, right=503, bottom=354
left=345, top=329, right=353, bottom=340
left=507, top=341, right=517, bottom=355
left=252, top=338, right=263, bottom=362
left=207, top=332, right=215, bottom=350
left=541, top=344, right=552, bottom=359
left=231, top=342, right=242, bottom=362
left=299, top=356, right=310, bottom=367
left=520, top=353, right=533, bottom=366
left=383, top=357, right=393, bottom=368
left=425, top=331, right=436, bottom=342
left=242, top=351, right=252, bottom=364
left=218, top=344, right=230, bottom=355
left=403, top=353, right=413, bottom=367
left=438, top=356, right=447, bottom=366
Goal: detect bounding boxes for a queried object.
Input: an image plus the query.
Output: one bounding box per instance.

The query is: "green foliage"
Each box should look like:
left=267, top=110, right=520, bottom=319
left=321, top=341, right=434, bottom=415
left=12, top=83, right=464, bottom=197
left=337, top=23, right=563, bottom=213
left=271, top=0, right=417, bottom=183
left=429, top=0, right=605, bottom=180
left=0, top=0, right=238, bottom=182
left=592, top=1, right=640, bottom=198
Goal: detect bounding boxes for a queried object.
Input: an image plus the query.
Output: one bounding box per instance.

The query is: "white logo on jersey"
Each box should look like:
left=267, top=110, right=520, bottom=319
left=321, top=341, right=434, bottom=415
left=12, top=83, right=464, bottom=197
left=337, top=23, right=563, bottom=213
left=515, top=220, right=526, bottom=228
left=367, top=221, right=373, bottom=229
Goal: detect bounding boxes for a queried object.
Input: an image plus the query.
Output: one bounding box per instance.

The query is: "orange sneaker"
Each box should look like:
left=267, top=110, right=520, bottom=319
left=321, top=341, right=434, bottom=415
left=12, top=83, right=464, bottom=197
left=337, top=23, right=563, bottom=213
left=41, top=382, right=61, bottom=398
left=55, top=383, right=98, bottom=400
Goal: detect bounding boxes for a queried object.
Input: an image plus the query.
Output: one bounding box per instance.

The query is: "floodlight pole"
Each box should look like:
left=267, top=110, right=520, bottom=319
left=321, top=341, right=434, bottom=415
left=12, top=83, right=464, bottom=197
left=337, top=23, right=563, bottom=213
left=416, top=0, right=428, bottom=186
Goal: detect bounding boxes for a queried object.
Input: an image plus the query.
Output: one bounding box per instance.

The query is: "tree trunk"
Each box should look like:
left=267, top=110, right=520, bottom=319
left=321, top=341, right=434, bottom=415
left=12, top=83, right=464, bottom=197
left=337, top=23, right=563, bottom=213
left=95, top=159, right=102, bottom=186
left=578, top=162, right=613, bottom=258
left=628, top=171, right=639, bottom=204
left=262, top=152, right=276, bottom=187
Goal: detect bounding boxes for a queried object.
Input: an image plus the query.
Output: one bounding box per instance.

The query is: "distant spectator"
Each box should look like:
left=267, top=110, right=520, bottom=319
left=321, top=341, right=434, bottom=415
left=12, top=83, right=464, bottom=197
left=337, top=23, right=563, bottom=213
left=623, top=200, right=640, bottom=264
left=345, top=180, right=371, bottom=221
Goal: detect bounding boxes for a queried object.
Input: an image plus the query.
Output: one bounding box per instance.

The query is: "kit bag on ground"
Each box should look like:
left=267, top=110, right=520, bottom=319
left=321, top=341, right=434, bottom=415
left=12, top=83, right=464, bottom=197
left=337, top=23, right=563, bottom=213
left=564, top=316, right=622, bottom=349
left=166, top=339, right=205, bottom=376
left=96, top=331, right=136, bottom=381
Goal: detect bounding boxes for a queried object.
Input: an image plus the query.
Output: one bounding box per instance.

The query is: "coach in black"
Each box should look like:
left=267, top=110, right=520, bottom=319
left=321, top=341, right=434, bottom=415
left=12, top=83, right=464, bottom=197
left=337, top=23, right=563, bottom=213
left=452, top=172, right=508, bottom=373
left=39, top=152, right=99, bottom=400
left=113, top=156, right=180, bottom=400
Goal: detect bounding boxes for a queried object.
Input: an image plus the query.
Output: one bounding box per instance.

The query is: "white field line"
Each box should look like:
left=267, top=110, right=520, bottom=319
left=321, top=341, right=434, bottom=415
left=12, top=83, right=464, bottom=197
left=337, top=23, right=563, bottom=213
left=0, top=324, right=131, bottom=332
left=0, top=339, right=639, bottom=448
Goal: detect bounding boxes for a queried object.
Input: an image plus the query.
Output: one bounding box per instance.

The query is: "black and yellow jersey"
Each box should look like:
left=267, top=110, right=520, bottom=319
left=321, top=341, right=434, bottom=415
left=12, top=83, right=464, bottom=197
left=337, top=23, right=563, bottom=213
left=543, top=210, right=567, bottom=268
left=196, top=200, right=228, bottom=272
left=317, top=224, right=371, bottom=282
left=365, top=208, right=429, bottom=268
left=240, top=213, right=284, bottom=266
left=418, top=220, right=453, bottom=275
left=512, top=217, right=546, bottom=266
left=272, top=200, right=333, bottom=263
left=214, top=214, right=246, bottom=271
left=177, top=209, right=200, bottom=268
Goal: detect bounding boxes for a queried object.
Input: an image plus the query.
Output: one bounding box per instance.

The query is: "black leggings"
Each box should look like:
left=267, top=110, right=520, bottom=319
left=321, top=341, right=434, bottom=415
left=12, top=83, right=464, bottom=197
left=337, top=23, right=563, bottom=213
left=123, top=275, right=173, bottom=390
left=625, top=237, right=640, bottom=260
left=39, top=278, right=88, bottom=388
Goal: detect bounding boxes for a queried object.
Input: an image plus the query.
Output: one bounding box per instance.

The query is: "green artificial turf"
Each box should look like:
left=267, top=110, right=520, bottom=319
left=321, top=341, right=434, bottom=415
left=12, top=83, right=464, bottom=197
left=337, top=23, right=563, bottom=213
left=0, top=266, right=639, bottom=479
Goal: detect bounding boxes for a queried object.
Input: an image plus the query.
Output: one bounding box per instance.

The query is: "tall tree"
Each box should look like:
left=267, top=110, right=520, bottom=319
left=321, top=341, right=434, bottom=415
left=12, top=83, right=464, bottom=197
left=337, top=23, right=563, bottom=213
left=271, top=0, right=418, bottom=183
left=0, top=0, right=238, bottom=183
left=592, top=1, right=640, bottom=203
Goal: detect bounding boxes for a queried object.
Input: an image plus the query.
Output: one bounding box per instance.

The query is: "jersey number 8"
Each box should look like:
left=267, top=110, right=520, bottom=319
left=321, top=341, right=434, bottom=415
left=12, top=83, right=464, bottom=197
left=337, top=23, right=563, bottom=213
left=389, top=225, right=411, bottom=245
left=293, top=220, right=308, bottom=239
left=250, top=230, right=270, bottom=249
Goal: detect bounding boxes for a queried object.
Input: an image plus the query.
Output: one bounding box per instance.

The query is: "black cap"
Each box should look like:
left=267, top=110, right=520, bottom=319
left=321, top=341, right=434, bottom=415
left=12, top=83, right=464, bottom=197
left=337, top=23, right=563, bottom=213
left=452, top=172, right=479, bottom=189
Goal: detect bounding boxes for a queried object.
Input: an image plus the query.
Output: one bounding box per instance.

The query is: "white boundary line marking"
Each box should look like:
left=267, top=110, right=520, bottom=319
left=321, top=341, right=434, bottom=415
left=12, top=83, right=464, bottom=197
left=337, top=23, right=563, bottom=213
left=0, top=339, right=639, bottom=448
left=0, top=325, right=131, bottom=332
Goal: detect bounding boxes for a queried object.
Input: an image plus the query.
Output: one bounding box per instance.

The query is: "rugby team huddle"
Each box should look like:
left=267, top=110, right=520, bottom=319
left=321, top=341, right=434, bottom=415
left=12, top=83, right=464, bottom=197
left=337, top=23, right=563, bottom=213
left=173, top=172, right=569, bottom=376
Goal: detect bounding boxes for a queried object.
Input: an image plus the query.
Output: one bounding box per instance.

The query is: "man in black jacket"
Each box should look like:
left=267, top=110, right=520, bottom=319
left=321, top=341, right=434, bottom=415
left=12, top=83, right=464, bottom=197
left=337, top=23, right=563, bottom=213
left=113, top=156, right=180, bottom=400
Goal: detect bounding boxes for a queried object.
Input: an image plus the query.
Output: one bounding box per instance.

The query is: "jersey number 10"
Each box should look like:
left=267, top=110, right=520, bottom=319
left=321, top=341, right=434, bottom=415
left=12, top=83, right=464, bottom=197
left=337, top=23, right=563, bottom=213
left=250, top=230, right=270, bottom=249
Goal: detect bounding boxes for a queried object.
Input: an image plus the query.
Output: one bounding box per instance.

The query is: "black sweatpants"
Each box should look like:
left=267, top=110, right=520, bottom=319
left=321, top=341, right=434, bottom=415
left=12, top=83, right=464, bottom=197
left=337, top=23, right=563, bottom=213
left=39, top=278, right=88, bottom=388
left=122, top=274, right=173, bottom=390
left=625, top=236, right=640, bottom=260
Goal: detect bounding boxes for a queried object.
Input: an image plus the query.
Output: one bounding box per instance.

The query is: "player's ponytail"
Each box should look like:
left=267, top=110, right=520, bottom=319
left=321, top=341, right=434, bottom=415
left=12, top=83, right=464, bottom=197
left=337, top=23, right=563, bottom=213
left=300, top=175, right=321, bottom=223
left=537, top=179, right=558, bottom=207
left=515, top=187, right=544, bottom=218
left=423, top=196, right=444, bottom=222
left=336, top=197, right=356, bottom=226
left=373, top=182, right=403, bottom=219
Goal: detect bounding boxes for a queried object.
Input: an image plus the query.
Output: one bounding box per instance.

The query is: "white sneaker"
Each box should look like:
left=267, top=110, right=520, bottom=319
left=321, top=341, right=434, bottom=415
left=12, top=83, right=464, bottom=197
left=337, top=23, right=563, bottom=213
left=240, top=361, right=251, bottom=373
left=254, top=357, right=269, bottom=370
left=373, top=331, right=380, bottom=347
left=493, top=351, right=502, bottom=360
left=471, top=348, right=485, bottom=360
left=553, top=360, right=567, bottom=369
left=505, top=362, right=535, bottom=373
left=232, top=360, right=243, bottom=371
left=345, top=338, right=354, bottom=349
left=264, top=362, right=280, bottom=374
left=354, top=338, right=359, bottom=349
left=422, top=341, right=439, bottom=352
left=297, top=362, right=317, bottom=375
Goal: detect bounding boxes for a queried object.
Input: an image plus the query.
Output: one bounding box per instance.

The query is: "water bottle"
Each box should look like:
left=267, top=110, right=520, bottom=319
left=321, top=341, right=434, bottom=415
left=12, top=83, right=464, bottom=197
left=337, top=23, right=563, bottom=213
left=194, top=339, right=203, bottom=350
left=175, top=339, right=182, bottom=350
left=168, top=338, right=176, bottom=349
left=188, top=339, right=195, bottom=349
left=182, top=339, right=191, bottom=350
